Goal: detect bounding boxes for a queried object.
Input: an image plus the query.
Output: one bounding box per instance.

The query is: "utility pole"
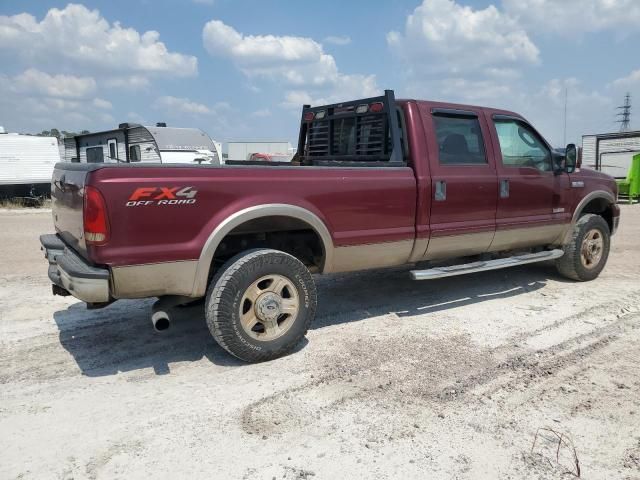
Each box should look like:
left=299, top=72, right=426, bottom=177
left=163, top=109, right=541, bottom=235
left=616, top=93, right=631, bottom=132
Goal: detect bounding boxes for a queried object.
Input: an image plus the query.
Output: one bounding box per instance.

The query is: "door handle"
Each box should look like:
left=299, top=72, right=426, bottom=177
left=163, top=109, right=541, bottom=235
left=500, top=179, right=509, bottom=198
left=435, top=180, right=446, bottom=201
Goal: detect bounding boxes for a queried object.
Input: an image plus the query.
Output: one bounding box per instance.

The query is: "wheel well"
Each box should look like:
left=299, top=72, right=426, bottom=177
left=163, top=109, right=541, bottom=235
left=579, top=197, right=614, bottom=232
left=210, top=216, right=325, bottom=275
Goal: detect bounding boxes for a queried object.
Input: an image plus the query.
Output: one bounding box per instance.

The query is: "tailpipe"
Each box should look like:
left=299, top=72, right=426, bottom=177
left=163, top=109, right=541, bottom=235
left=150, top=295, right=193, bottom=333
left=151, top=310, right=171, bottom=332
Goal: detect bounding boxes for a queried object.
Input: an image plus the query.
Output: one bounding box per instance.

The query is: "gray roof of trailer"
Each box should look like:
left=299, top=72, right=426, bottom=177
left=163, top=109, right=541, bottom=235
left=65, top=125, right=216, bottom=151
left=143, top=126, right=215, bottom=151
left=582, top=130, right=640, bottom=139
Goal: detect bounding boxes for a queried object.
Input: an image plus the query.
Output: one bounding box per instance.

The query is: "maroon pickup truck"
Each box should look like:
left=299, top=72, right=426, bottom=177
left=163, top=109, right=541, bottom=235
left=41, top=90, right=620, bottom=362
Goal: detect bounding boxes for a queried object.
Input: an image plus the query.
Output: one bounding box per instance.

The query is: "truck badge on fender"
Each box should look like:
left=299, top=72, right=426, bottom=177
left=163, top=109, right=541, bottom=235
left=126, top=187, right=198, bottom=206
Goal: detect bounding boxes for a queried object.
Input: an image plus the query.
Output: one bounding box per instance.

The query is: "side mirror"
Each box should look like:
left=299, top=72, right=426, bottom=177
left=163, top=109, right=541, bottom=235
left=565, top=143, right=577, bottom=173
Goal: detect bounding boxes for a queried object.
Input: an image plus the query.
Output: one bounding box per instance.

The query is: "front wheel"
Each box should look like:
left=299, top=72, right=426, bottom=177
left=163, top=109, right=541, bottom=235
left=205, top=249, right=317, bottom=362
left=556, top=214, right=610, bottom=281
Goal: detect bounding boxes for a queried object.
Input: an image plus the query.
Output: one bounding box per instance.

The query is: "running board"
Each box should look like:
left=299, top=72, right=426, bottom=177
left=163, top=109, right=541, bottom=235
left=410, top=249, right=564, bottom=281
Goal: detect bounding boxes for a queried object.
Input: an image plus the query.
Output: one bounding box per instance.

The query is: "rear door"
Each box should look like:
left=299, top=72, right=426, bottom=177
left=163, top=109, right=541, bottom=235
left=487, top=115, right=568, bottom=250
left=420, top=106, right=498, bottom=260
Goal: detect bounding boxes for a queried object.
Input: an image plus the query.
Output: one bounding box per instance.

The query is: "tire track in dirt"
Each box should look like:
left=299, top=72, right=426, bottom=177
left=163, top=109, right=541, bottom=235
left=239, top=296, right=640, bottom=440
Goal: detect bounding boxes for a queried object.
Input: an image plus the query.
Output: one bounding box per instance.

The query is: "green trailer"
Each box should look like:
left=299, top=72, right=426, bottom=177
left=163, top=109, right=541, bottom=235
left=616, top=153, right=640, bottom=203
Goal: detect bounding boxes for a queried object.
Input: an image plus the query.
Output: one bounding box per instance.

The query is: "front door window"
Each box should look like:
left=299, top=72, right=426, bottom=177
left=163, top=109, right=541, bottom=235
left=494, top=120, right=551, bottom=172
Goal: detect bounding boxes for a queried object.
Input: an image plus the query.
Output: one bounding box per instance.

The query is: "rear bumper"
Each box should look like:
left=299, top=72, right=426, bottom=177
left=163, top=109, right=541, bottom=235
left=40, top=234, right=110, bottom=303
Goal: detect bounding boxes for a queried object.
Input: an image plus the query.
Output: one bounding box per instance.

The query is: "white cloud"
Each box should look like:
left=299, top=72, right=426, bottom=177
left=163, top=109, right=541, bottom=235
left=92, top=98, right=112, bottom=110
left=202, top=19, right=379, bottom=106
left=610, top=70, right=640, bottom=88
left=0, top=68, right=116, bottom=132
left=324, top=35, right=351, bottom=46
left=103, top=75, right=151, bottom=90
left=203, top=20, right=323, bottom=68
left=503, top=0, right=640, bottom=33
left=8, top=68, right=96, bottom=98
left=0, top=4, right=197, bottom=78
left=250, top=108, right=272, bottom=118
left=154, top=96, right=212, bottom=115
left=387, top=0, right=539, bottom=73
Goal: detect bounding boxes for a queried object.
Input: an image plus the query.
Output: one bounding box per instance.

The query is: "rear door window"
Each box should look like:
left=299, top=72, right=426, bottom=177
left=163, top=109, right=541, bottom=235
left=433, top=115, right=487, bottom=165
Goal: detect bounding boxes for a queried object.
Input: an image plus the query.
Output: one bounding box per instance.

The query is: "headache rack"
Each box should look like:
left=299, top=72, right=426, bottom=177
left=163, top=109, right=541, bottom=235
left=296, top=89, right=405, bottom=166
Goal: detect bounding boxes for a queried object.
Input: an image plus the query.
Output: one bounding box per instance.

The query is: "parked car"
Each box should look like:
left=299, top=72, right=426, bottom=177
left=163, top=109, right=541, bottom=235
left=248, top=152, right=293, bottom=162
left=41, top=90, right=619, bottom=362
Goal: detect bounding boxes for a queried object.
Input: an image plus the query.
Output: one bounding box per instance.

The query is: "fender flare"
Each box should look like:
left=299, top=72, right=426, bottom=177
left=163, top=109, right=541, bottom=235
left=191, top=204, right=334, bottom=297
left=562, top=190, right=616, bottom=244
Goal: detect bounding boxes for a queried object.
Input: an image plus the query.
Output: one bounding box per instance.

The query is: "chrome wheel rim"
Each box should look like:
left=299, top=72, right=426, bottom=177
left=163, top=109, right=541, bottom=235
left=581, top=229, right=604, bottom=269
left=239, top=274, right=299, bottom=341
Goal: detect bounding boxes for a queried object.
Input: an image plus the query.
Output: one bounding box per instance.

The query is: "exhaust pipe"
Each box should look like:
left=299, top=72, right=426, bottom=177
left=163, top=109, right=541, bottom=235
left=150, top=295, right=193, bottom=332
left=151, top=310, right=171, bottom=332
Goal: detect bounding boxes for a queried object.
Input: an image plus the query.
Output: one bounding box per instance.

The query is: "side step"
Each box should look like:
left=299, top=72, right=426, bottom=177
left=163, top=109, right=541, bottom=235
left=410, top=249, right=564, bottom=281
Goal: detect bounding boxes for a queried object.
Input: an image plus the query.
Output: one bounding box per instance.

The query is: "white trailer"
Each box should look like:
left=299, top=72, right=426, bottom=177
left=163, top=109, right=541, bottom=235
left=0, top=130, right=61, bottom=197
left=582, top=131, right=640, bottom=178
left=64, top=123, right=223, bottom=166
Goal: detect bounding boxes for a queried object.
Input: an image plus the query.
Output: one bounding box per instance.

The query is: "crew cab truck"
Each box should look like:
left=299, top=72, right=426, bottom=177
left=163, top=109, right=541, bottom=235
left=41, top=91, right=620, bottom=362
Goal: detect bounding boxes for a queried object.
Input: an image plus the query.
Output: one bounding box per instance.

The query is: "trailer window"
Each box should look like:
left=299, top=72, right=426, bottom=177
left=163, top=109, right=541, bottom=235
left=129, top=145, right=141, bottom=162
left=86, top=147, right=104, bottom=163
left=433, top=115, right=487, bottom=165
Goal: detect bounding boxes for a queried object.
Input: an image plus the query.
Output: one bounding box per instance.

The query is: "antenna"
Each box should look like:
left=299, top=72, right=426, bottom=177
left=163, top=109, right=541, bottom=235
left=563, top=86, right=568, bottom=145
left=616, top=93, right=631, bottom=132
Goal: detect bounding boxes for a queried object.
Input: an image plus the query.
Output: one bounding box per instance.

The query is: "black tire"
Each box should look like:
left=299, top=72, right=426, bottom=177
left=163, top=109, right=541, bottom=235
left=556, top=214, right=610, bottom=281
left=205, top=249, right=317, bottom=362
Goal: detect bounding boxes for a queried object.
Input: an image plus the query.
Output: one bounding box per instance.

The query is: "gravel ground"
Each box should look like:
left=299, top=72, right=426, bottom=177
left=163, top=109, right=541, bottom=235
left=1, top=206, right=639, bottom=480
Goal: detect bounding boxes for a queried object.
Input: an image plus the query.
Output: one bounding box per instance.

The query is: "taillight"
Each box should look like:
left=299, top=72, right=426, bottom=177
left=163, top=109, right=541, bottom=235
left=369, top=102, right=384, bottom=113
left=83, top=185, right=110, bottom=245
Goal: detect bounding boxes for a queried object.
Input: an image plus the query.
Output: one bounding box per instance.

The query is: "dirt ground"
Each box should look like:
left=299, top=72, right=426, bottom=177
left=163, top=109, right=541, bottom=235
left=1, top=206, right=639, bottom=480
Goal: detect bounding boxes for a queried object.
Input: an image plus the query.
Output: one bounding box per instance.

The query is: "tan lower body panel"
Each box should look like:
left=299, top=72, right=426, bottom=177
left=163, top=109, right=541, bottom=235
left=111, top=260, right=198, bottom=299
left=489, top=224, right=568, bottom=252
left=330, top=239, right=414, bottom=273
left=423, top=231, right=495, bottom=261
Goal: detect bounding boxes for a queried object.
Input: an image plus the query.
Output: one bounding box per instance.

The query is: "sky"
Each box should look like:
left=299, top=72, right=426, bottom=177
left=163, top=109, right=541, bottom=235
left=1, top=0, right=639, bottom=147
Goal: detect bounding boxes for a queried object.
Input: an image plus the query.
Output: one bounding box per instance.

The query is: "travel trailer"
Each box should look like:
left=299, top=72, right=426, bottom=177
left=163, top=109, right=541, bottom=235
left=64, top=123, right=222, bottom=165
left=0, top=128, right=61, bottom=198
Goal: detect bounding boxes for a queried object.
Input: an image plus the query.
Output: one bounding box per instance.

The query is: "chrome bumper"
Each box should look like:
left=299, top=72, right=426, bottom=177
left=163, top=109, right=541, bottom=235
left=40, top=234, right=110, bottom=303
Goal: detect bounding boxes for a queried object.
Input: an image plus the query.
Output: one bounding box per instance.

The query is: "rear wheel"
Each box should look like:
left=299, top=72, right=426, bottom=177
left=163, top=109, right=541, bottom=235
left=556, top=214, right=610, bottom=281
left=205, top=249, right=317, bottom=362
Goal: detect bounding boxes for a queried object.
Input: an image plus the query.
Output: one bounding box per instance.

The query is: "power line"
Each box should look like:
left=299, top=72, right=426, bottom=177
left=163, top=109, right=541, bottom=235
left=616, top=93, right=631, bottom=132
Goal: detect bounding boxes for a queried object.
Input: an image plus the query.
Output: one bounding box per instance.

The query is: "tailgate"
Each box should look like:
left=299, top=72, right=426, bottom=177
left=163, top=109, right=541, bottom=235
left=51, top=164, right=91, bottom=258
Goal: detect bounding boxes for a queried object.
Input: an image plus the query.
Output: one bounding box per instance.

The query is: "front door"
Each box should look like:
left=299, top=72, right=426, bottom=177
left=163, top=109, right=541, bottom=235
left=487, top=115, right=569, bottom=251
left=107, top=138, right=118, bottom=163
left=422, top=107, right=499, bottom=260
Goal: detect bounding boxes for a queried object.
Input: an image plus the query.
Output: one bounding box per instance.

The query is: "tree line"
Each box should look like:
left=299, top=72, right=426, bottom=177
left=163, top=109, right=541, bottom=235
left=33, top=129, right=90, bottom=142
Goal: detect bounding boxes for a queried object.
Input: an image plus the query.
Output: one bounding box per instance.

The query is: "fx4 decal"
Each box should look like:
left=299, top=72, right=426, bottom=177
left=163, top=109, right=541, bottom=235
left=126, top=186, right=198, bottom=206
